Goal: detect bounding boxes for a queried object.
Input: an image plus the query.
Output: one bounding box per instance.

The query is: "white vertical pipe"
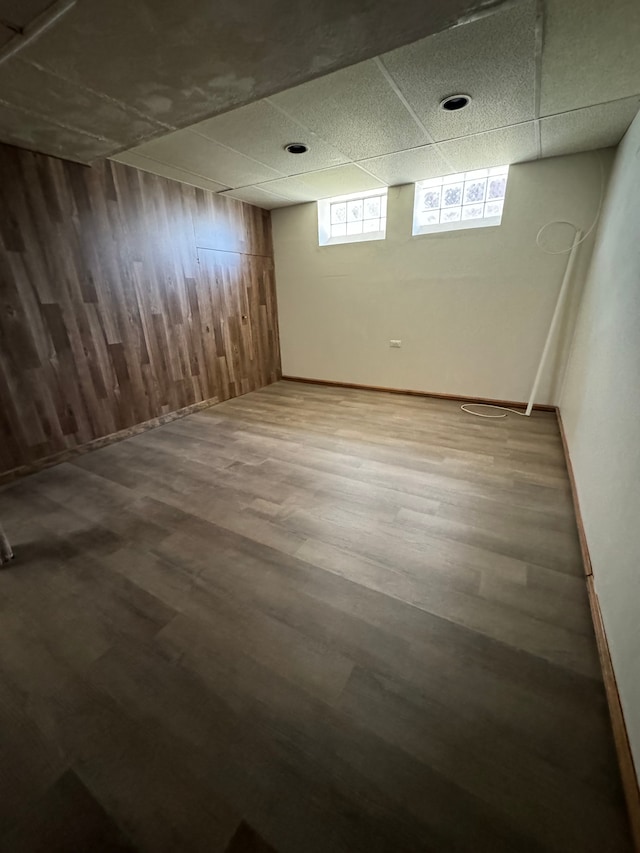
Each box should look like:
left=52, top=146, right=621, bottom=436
left=525, top=229, right=582, bottom=416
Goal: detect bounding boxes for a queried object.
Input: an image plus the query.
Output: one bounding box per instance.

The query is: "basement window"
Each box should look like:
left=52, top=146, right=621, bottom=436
left=318, top=189, right=388, bottom=246
left=412, top=166, right=509, bottom=236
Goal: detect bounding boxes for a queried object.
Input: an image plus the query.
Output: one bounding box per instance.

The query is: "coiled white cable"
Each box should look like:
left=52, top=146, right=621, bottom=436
left=535, top=152, right=605, bottom=256
left=460, top=403, right=528, bottom=418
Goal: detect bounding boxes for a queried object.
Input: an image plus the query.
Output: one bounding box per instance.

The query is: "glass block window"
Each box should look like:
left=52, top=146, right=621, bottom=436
left=412, top=166, right=509, bottom=236
left=318, top=189, right=388, bottom=246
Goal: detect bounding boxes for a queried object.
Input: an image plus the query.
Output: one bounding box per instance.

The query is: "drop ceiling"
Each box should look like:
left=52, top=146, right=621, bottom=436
left=108, top=0, right=640, bottom=209
left=0, top=0, right=502, bottom=162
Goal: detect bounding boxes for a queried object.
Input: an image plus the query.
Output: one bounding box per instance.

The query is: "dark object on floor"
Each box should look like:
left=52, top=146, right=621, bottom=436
left=0, top=771, right=135, bottom=852
left=226, top=822, right=279, bottom=852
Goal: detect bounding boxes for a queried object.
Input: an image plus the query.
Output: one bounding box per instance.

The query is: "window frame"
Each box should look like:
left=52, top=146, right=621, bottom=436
left=412, top=166, right=509, bottom=237
left=318, top=189, right=388, bottom=247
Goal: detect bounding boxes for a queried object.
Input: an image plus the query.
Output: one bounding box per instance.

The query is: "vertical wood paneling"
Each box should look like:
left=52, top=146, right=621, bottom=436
left=0, top=142, right=281, bottom=476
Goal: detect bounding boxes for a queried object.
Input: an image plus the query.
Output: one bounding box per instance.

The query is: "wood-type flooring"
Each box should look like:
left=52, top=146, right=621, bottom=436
left=0, top=381, right=632, bottom=852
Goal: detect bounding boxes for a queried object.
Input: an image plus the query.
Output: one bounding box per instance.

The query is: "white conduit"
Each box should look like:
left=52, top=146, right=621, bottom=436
left=462, top=152, right=605, bottom=420
left=524, top=228, right=582, bottom=416
left=461, top=229, right=583, bottom=419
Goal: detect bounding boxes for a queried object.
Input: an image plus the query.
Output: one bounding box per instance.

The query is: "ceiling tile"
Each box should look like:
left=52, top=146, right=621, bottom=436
left=358, top=145, right=450, bottom=185
left=269, top=60, right=428, bottom=160
left=540, top=98, right=640, bottom=158
left=541, top=0, right=640, bottom=115
left=12, top=0, right=489, bottom=160
left=192, top=100, right=348, bottom=175
left=252, top=176, right=318, bottom=202
left=130, top=130, right=282, bottom=188
left=110, top=151, right=229, bottom=192
left=255, top=165, right=385, bottom=202
left=220, top=186, right=292, bottom=209
left=291, top=165, right=387, bottom=199
left=381, top=1, right=538, bottom=142
left=435, top=123, right=539, bottom=173
left=0, top=101, right=110, bottom=163
left=0, top=62, right=160, bottom=152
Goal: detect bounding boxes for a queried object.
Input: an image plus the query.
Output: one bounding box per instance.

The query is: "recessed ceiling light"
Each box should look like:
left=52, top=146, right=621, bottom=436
left=439, top=94, right=471, bottom=112
left=284, top=142, right=309, bottom=154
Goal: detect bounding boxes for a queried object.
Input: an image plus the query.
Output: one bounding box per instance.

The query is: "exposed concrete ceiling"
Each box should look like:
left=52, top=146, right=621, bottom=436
left=110, top=0, right=640, bottom=208
left=0, top=0, right=512, bottom=163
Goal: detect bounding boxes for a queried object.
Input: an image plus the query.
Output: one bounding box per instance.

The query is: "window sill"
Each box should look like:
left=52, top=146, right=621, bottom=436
left=412, top=216, right=502, bottom=237
left=319, top=231, right=386, bottom=247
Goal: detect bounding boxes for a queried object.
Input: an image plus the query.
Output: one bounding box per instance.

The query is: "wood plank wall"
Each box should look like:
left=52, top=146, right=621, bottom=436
left=0, top=142, right=281, bottom=477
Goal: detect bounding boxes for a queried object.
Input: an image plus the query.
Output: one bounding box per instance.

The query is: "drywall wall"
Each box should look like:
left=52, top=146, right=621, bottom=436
left=272, top=150, right=610, bottom=404
left=560, top=112, right=640, bottom=777
left=0, top=142, right=280, bottom=477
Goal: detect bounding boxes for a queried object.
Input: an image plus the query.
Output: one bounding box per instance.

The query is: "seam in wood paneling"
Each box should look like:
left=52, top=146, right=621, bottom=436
left=0, top=142, right=281, bottom=475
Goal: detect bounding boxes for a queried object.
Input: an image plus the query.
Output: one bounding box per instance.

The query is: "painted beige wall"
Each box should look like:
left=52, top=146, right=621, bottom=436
left=560, top=112, right=640, bottom=775
left=273, top=151, right=610, bottom=404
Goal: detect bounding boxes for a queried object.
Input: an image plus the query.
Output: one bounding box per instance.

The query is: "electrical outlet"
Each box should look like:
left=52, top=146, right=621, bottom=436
left=389, top=340, right=402, bottom=348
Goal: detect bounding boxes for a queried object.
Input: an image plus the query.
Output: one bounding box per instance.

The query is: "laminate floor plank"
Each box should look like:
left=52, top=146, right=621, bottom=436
left=0, top=770, right=135, bottom=852
left=106, top=536, right=615, bottom=798
left=339, top=666, right=628, bottom=853
left=0, top=381, right=632, bottom=852
left=28, top=672, right=240, bottom=853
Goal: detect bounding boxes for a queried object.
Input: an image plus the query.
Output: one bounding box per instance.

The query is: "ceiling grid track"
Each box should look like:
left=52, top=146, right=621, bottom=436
left=533, top=0, right=546, bottom=159
left=20, top=56, right=178, bottom=133
left=263, top=97, right=381, bottom=183
left=5, top=0, right=635, bottom=205
left=118, top=151, right=233, bottom=190
left=0, top=93, right=117, bottom=147
left=373, top=56, right=458, bottom=174
left=0, top=0, right=76, bottom=67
